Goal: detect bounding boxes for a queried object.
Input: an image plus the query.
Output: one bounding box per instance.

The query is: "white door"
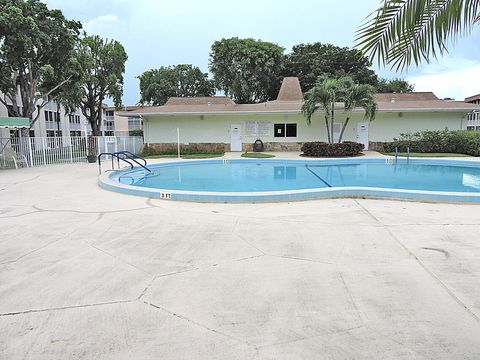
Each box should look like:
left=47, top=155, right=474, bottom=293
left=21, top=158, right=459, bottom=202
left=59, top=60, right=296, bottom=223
left=357, top=122, right=369, bottom=150
left=230, top=124, right=242, bottom=151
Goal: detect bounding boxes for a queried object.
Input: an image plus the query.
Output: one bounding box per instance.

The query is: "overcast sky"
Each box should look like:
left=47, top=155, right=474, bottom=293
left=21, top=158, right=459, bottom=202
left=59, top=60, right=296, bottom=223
left=45, top=0, right=480, bottom=105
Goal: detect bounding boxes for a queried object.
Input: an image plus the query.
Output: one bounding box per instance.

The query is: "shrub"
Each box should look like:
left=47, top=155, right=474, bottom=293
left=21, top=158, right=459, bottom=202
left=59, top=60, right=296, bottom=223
left=383, top=130, right=480, bottom=156
left=301, top=141, right=364, bottom=157
left=129, top=129, right=143, bottom=136
left=140, top=145, right=225, bottom=157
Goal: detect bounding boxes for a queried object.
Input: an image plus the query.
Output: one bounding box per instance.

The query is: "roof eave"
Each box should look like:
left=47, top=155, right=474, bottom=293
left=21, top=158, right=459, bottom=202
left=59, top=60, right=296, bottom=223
left=126, top=107, right=479, bottom=117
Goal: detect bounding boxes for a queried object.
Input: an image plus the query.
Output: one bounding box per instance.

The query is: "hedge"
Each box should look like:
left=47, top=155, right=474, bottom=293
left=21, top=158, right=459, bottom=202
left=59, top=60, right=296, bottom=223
left=301, top=141, right=364, bottom=157
left=383, top=130, right=480, bottom=156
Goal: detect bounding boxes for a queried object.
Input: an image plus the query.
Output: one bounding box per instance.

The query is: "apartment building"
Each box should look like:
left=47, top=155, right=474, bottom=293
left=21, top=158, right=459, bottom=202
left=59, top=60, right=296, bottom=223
left=1, top=92, right=145, bottom=138
left=103, top=106, right=145, bottom=136
left=0, top=93, right=88, bottom=138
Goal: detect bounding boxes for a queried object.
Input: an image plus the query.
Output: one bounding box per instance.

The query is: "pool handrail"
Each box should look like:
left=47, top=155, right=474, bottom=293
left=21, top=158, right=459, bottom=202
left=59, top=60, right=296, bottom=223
left=98, top=152, right=134, bottom=174
left=98, top=151, right=151, bottom=175
left=116, top=151, right=147, bottom=165
left=115, top=151, right=151, bottom=173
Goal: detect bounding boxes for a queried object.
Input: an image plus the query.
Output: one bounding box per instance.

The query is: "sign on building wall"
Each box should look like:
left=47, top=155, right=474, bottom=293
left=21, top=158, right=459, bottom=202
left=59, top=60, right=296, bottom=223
left=245, top=120, right=271, bottom=137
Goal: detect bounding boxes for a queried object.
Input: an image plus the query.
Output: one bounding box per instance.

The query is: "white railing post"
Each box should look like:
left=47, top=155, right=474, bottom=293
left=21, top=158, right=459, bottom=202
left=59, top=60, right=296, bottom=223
left=28, top=137, right=33, bottom=167
left=69, top=136, right=73, bottom=163
left=42, top=138, right=47, bottom=165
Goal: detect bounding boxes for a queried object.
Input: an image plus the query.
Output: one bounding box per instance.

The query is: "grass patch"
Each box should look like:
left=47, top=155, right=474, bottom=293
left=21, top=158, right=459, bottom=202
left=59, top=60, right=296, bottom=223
left=181, top=153, right=224, bottom=159
left=241, top=152, right=275, bottom=158
left=143, top=154, right=178, bottom=159
left=383, top=152, right=472, bottom=158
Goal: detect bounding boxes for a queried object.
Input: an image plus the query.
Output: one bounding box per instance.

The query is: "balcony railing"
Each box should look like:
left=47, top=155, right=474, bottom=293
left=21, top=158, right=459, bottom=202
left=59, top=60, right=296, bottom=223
left=467, top=112, right=480, bottom=130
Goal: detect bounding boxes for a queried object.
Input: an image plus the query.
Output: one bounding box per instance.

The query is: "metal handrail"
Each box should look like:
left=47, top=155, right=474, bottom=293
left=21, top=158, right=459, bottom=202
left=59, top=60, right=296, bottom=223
left=97, top=151, right=151, bottom=175
left=116, top=150, right=147, bottom=164
left=98, top=152, right=133, bottom=175
left=115, top=151, right=151, bottom=173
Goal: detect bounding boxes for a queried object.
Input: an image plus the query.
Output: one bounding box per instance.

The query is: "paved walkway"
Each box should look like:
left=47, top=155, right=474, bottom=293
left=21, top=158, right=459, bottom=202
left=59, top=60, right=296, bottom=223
left=1, top=160, right=480, bottom=359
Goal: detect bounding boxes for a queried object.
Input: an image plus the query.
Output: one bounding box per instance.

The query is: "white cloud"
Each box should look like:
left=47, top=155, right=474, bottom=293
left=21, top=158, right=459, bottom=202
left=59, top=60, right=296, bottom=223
left=408, top=62, right=480, bottom=100
left=84, top=14, right=125, bottom=36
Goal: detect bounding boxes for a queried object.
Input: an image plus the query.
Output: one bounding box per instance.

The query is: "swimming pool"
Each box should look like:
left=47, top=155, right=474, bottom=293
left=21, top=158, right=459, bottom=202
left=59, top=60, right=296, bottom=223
left=99, top=158, right=480, bottom=203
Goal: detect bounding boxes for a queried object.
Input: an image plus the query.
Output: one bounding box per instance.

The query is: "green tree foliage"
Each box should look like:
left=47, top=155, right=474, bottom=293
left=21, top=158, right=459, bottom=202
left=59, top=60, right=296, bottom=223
left=60, top=35, right=127, bottom=136
left=209, top=37, right=285, bottom=104
left=138, top=64, right=214, bottom=106
left=356, top=0, right=480, bottom=69
left=284, top=43, right=378, bottom=93
left=0, top=0, right=81, bottom=126
left=376, top=78, right=414, bottom=93
left=302, top=77, right=377, bottom=144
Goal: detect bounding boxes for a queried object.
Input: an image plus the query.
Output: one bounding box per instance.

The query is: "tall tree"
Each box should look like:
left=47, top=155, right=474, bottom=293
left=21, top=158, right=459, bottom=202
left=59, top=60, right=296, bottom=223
left=302, top=77, right=377, bottom=144
left=209, top=37, right=285, bottom=104
left=284, top=43, right=378, bottom=93
left=356, top=0, right=480, bottom=70
left=377, top=78, right=415, bottom=93
left=138, top=64, right=214, bottom=106
left=0, top=0, right=81, bottom=127
left=61, top=35, right=127, bottom=136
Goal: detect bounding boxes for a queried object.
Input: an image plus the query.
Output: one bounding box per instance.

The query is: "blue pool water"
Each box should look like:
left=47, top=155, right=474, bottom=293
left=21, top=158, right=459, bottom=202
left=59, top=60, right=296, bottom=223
left=117, top=159, right=480, bottom=193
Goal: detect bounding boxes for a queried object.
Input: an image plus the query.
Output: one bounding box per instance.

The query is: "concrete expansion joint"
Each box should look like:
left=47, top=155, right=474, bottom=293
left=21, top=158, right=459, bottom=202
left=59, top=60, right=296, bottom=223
left=254, top=325, right=365, bottom=351
left=385, top=227, right=480, bottom=323
left=31, top=204, right=153, bottom=215
left=142, top=300, right=252, bottom=346
left=354, top=199, right=381, bottom=223
left=11, top=175, right=41, bottom=185
left=0, top=239, right=63, bottom=265
left=233, top=233, right=267, bottom=256
left=85, top=242, right=152, bottom=276
left=353, top=200, right=480, bottom=323
left=155, top=267, right=199, bottom=278
left=272, top=254, right=334, bottom=265
left=137, top=276, right=157, bottom=300
left=0, top=299, right=134, bottom=317
left=387, top=222, right=480, bottom=226
left=0, top=210, right=40, bottom=219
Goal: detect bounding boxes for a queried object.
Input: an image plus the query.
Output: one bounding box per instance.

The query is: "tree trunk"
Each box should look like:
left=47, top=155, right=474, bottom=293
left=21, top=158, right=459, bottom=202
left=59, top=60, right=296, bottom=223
left=330, top=108, right=335, bottom=144
left=91, top=121, right=101, bottom=136
left=87, top=134, right=97, bottom=157
left=338, top=117, right=350, bottom=143
left=324, top=116, right=331, bottom=143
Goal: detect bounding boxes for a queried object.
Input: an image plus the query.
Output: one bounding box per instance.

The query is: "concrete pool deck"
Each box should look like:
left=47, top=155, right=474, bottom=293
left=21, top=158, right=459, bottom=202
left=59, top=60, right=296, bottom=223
left=1, top=154, right=480, bottom=359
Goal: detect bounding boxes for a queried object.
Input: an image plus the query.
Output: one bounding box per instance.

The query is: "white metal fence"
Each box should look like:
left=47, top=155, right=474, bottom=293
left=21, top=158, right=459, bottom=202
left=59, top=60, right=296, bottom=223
left=0, top=136, right=144, bottom=169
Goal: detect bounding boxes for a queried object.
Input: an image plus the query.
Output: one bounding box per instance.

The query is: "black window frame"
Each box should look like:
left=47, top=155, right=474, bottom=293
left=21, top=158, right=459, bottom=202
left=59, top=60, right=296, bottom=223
left=274, top=123, right=297, bottom=138
left=286, top=123, right=297, bottom=137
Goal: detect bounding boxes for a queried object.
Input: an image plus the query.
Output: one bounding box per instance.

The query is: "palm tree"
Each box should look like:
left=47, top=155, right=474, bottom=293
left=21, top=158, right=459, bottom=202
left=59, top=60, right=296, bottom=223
left=356, top=0, right=480, bottom=70
left=302, top=79, right=338, bottom=143
left=302, top=77, right=377, bottom=144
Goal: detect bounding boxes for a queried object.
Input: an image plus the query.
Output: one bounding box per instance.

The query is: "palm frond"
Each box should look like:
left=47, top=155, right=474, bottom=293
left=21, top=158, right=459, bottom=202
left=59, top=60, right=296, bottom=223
left=355, top=0, right=480, bottom=70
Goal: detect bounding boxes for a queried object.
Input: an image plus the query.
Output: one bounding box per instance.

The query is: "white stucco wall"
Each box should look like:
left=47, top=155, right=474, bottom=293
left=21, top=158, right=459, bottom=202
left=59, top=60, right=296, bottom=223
left=143, top=110, right=469, bottom=146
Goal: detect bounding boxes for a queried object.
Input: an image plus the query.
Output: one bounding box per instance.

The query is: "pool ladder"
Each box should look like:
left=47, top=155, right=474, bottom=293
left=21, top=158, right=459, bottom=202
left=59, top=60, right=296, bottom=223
left=392, top=146, right=410, bottom=164
left=98, top=151, right=151, bottom=175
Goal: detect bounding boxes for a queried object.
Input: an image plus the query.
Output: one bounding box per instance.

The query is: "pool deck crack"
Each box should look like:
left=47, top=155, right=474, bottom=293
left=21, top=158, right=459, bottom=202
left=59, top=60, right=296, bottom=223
left=32, top=204, right=153, bottom=215
left=354, top=199, right=480, bottom=323
left=137, top=276, right=157, bottom=300
left=0, top=299, right=134, bottom=317
left=143, top=300, right=252, bottom=346
left=85, top=242, right=152, bottom=276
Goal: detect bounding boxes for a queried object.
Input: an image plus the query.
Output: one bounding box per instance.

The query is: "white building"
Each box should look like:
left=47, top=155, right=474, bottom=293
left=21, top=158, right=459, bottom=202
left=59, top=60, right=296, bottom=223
left=0, top=93, right=88, bottom=138
left=125, top=77, right=480, bottom=152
